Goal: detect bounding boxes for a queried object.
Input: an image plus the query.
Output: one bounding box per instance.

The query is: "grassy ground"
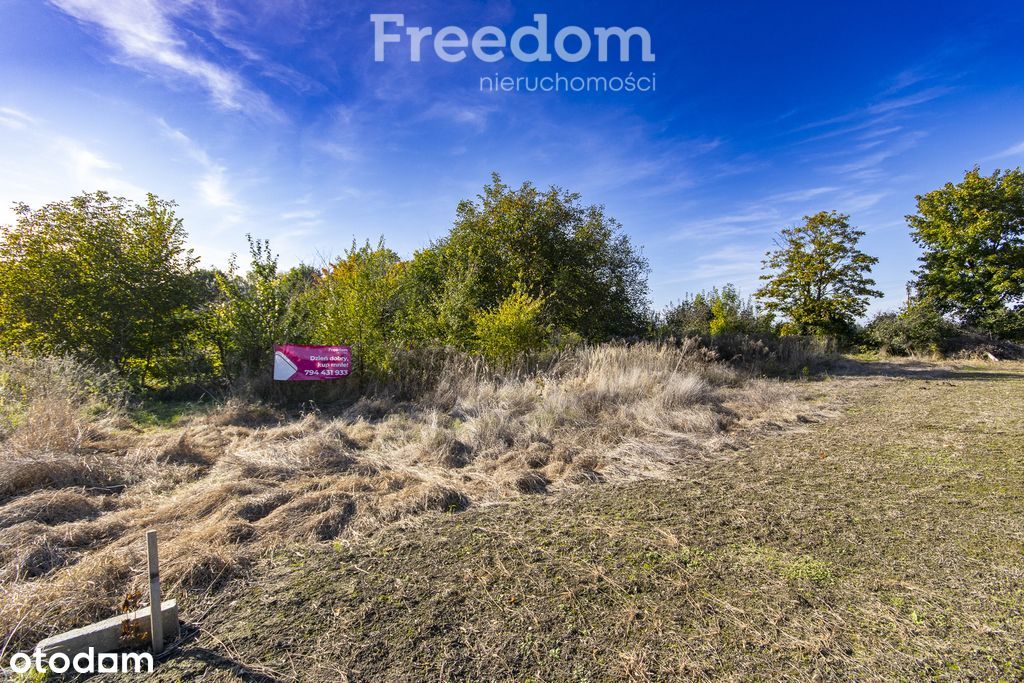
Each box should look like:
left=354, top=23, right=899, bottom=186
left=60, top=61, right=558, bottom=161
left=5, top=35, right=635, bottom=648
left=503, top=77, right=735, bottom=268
left=129, top=360, right=1024, bottom=682
left=2, top=344, right=816, bottom=653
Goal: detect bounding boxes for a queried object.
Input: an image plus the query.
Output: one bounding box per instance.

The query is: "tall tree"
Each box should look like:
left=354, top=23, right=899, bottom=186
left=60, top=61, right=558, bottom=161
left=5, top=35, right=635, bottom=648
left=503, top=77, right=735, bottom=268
left=0, top=192, right=199, bottom=383
left=756, top=211, right=881, bottom=337
left=410, top=173, right=650, bottom=343
left=908, top=166, right=1024, bottom=339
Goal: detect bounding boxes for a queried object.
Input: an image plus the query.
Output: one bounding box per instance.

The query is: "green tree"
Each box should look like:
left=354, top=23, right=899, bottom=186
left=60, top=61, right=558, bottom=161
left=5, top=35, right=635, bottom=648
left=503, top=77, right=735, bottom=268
left=401, top=246, right=478, bottom=348
left=908, top=167, right=1024, bottom=339
left=410, top=174, right=649, bottom=344
left=311, top=239, right=409, bottom=380
left=0, top=192, right=200, bottom=384
left=756, top=211, right=881, bottom=338
left=213, top=237, right=313, bottom=378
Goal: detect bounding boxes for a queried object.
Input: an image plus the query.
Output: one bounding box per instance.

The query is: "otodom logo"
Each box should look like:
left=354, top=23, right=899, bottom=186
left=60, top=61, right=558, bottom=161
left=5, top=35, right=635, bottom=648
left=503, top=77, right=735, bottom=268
left=8, top=648, right=154, bottom=676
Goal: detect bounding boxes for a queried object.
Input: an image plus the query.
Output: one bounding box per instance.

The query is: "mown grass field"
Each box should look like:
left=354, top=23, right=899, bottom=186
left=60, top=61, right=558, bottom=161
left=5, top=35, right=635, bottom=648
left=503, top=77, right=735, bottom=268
left=127, top=360, right=1024, bottom=682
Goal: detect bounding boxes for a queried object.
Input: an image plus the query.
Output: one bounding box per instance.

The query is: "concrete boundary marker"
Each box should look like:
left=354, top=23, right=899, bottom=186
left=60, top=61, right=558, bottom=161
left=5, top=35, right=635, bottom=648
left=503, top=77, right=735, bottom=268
left=34, top=601, right=179, bottom=659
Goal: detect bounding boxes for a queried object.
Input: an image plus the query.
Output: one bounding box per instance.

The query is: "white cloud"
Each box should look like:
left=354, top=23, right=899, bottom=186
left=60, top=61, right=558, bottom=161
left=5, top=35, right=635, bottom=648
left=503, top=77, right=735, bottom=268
left=672, top=209, right=781, bottom=240
left=764, top=186, right=837, bottom=203
left=50, top=135, right=147, bottom=198
left=658, top=245, right=766, bottom=291
left=865, top=87, right=952, bottom=115
left=987, top=140, right=1024, bottom=160
left=0, top=107, right=36, bottom=130
left=157, top=118, right=242, bottom=226
left=823, top=131, right=926, bottom=180
left=48, top=0, right=275, bottom=115
left=280, top=209, right=320, bottom=221
left=0, top=106, right=149, bottom=229
left=197, top=166, right=235, bottom=209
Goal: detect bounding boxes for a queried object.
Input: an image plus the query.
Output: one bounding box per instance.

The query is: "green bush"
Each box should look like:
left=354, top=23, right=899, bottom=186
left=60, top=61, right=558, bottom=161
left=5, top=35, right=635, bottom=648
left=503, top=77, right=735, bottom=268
left=661, top=284, right=772, bottom=338
left=409, top=173, right=650, bottom=344
left=472, top=284, right=549, bottom=364
left=212, top=237, right=314, bottom=380
left=311, top=239, right=410, bottom=381
left=866, top=299, right=956, bottom=355
left=0, top=192, right=201, bottom=386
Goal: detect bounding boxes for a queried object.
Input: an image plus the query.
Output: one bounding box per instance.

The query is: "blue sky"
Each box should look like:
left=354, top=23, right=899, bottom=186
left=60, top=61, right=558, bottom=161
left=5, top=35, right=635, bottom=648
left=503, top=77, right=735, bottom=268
left=1, top=1, right=1023, bottom=314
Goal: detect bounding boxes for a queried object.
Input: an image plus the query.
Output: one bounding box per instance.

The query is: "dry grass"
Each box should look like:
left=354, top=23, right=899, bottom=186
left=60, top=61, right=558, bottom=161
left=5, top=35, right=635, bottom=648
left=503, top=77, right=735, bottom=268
left=0, top=343, right=818, bottom=653
left=139, top=359, right=1024, bottom=682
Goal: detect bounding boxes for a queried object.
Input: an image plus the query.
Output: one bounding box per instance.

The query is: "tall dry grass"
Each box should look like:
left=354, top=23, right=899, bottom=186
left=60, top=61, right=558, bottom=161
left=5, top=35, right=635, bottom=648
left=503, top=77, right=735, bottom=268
left=0, top=343, right=818, bottom=653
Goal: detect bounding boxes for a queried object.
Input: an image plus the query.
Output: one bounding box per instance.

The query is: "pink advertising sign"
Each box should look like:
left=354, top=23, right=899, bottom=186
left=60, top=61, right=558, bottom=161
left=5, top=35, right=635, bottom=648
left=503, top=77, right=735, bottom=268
left=273, top=344, right=352, bottom=381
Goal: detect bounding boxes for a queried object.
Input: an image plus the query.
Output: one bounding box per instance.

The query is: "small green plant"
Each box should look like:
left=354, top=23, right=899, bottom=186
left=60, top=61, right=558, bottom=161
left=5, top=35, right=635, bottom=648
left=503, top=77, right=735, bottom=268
left=782, top=556, right=833, bottom=583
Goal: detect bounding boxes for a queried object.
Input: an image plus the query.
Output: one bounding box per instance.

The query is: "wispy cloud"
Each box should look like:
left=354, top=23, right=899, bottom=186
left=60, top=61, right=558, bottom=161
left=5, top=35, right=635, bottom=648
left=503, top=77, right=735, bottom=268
left=0, top=105, right=146, bottom=222
left=672, top=209, right=782, bottom=241
left=50, top=135, right=147, bottom=198
left=672, top=184, right=887, bottom=242
left=986, top=140, right=1024, bottom=160
left=659, top=245, right=766, bottom=290
left=865, top=87, right=952, bottom=116
left=0, top=107, right=36, bottom=130
left=157, top=118, right=242, bottom=224
left=823, top=131, right=927, bottom=180
left=49, top=0, right=275, bottom=116
left=280, top=209, right=320, bottom=221
left=763, top=186, right=838, bottom=203
left=422, top=102, right=497, bottom=131
left=797, top=86, right=952, bottom=134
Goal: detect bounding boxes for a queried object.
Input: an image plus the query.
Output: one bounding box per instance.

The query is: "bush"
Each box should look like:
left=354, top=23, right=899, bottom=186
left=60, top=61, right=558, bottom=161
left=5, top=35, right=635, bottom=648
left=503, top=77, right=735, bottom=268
left=866, top=299, right=956, bottom=355
left=472, top=284, right=549, bottom=364
left=212, top=237, right=315, bottom=381
left=661, top=285, right=772, bottom=338
left=409, top=173, right=650, bottom=344
left=311, top=239, right=410, bottom=381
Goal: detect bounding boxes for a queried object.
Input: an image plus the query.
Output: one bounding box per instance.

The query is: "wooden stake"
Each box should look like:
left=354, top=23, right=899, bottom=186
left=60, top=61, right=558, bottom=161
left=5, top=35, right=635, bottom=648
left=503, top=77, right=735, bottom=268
left=146, top=530, right=163, bottom=654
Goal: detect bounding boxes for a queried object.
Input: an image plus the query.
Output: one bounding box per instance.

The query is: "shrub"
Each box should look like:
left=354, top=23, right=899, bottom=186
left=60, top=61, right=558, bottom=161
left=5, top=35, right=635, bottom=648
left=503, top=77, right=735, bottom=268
left=472, top=284, right=549, bottom=364
left=311, top=239, right=410, bottom=381
left=866, top=298, right=956, bottom=355
left=661, top=285, right=772, bottom=338
left=212, top=237, right=315, bottom=381
left=0, top=192, right=201, bottom=385
left=410, top=173, right=650, bottom=344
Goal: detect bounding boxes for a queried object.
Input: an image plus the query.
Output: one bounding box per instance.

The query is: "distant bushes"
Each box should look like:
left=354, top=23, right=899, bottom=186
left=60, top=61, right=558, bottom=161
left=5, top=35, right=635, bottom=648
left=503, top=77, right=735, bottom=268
left=4, top=167, right=1022, bottom=393
left=660, top=285, right=773, bottom=338
left=863, top=298, right=954, bottom=356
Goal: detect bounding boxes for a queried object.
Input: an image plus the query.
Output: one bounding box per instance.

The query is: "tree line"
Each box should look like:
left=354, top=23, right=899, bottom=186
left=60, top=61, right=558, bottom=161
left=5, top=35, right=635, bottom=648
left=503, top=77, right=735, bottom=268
left=0, top=168, right=1021, bottom=389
